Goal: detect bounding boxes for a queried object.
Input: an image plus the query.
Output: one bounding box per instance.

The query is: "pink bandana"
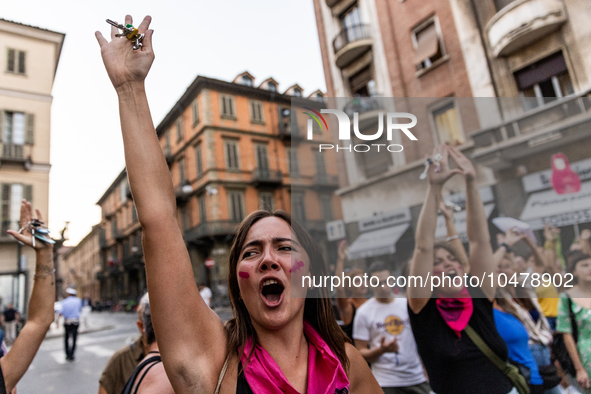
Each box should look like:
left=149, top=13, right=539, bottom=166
left=436, top=287, right=473, bottom=337
left=241, top=321, right=349, bottom=394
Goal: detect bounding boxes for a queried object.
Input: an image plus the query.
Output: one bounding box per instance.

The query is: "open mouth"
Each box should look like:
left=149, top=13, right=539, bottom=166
left=261, top=278, right=285, bottom=306
left=446, top=269, right=458, bottom=279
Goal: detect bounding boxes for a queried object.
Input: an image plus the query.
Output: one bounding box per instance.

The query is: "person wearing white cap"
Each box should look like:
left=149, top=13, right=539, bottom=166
left=59, top=288, right=82, bottom=361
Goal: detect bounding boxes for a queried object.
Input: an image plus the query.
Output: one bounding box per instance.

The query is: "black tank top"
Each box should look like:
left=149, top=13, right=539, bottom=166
left=0, top=360, right=6, bottom=394
left=236, top=361, right=253, bottom=394
left=121, top=352, right=162, bottom=394
left=341, top=303, right=357, bottom=342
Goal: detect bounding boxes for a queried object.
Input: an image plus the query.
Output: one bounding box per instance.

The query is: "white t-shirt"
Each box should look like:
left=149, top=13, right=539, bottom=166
left=353, top=298, right=425, bottom=388
left=200, top=287, right=212, bottom=307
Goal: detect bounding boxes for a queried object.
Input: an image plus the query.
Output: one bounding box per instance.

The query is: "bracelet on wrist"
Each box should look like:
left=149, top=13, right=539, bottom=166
left=445, top=235, right=460, bottom=242
left=34, top=268, right=55, bottom=279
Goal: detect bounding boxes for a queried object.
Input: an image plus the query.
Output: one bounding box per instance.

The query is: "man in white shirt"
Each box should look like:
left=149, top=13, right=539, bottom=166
left=198, top=284, right=212, bottom=308
left=353, top=261, right=430, bottom=394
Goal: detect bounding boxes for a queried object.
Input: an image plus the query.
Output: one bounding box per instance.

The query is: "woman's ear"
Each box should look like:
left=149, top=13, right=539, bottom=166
left=136, top=319, right=144, bottom=334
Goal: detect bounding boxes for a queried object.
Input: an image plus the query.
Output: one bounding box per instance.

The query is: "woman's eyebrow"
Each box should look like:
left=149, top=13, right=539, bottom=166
left=273, top=237, right=301, bottom=247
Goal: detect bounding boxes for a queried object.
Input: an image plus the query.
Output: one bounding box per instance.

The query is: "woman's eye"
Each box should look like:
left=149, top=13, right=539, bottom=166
left=279, top=246, right=293, bottom=252
left=242, top=251, right=256, bottom=259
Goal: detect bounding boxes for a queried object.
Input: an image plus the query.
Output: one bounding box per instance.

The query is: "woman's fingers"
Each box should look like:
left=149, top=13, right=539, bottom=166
left=36, top=209, right=43, bottom=222
left=125, top=14, right=133, bottom=26
left=137, top=15, right=152, bottom=34
left=6, top=230, right=31, bottom=246
left=95, top=31, right=108, bottom=47
left=142, top=29, right=154, bottom=53
left=110, top=24, right=118, bottom=40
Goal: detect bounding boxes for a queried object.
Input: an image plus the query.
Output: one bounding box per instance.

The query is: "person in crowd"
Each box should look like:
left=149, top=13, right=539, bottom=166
left=98, top=300, right=148, bottom=394
left=557, top=252, right=591, bottom=393
left=407, top=144, right=516, bottom=394
left=353, top=261, right=430, bottom=394
left=0, top=200, right=55, bottom=393
left=81, top=295, right=92, bottom=329
left=334, top=240, right=368, bottom=342
left=1, top=304, right=19, bottom=345
left=494, top=296, right=545, bottom=394
left=198, top=284, right=213, bottom=308
left=121, top=293, right=174, bottom=394
left=59, top=288, right=82, bottom=361
left=95, top=15, right=381, bottom=393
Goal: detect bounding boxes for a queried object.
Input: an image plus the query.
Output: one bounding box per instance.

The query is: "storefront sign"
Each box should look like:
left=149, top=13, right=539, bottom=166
left=523, top=157, right=591, bottom=193
left=358, top=208, right=411, bottom=232
left=326, top=220, right=346, bottom=241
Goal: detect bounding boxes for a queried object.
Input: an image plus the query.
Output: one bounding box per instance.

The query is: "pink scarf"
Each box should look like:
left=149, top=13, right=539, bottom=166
left=241, top=321, right=349, bottom=394
left=436, top=287, right=473, bottom=337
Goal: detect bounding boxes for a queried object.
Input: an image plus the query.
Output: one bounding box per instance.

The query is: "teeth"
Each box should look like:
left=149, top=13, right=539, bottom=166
left=263, top=279, right=279, bottom=286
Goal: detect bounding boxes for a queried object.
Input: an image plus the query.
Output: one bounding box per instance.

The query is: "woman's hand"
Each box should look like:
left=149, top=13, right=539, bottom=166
left=337, top=240, right=348, bottom=262
left=503, top=228, right=525, bottom=248
left=438, top=194, right=454, bottom=222
left=448, top=145, right=476, bottom=182
left=7, top=201, right=51, bottom=251
left=576, top=367, right=590, bottom=390
left=95, top=15, right=154, bottom=91
left=427, top=145, right=462, bottom=187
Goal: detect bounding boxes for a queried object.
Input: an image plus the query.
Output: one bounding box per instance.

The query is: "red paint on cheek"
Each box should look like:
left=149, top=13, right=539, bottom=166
left=238, top=271, right=250, bottom=279
left=290, top=260, right=304, bottom=273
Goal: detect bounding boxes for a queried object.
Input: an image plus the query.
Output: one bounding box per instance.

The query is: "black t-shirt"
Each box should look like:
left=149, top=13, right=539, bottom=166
left=408, top=286, right=513, bottom=394
left=3, top=309, right=16, bottom=323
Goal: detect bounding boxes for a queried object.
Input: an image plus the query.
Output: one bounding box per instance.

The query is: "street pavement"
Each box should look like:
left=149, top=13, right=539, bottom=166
left=16, top=308, right=233, bottom=393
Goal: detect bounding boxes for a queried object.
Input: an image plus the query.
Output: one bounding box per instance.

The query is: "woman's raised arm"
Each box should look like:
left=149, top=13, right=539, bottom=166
left=408, top=146, right=461, bottom=312
left=1, top=201, right=55, bottom=393
left=96, top=16, right=227, bottom=392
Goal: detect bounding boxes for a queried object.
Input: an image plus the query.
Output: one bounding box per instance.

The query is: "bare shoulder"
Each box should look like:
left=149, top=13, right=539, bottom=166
left=136, top=360, right=175, bottom=394
left=345, top=343, right=383, bottom=393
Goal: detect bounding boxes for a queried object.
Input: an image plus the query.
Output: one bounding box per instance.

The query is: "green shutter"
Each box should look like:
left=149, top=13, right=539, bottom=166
left=7, top=49, right=15, bottom=72
left=0, top=111, right=4, bottom=143
left=23, top=184, right=32, bottom=203
left=25, top=113, right=34, bottom=145
left=1, top=184, right=10, bottom=232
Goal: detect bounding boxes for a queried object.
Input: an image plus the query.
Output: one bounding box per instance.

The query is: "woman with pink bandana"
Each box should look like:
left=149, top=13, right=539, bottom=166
left=407, top=144, right=516, bottom=394
left=95, top=15, right=381, bottom=394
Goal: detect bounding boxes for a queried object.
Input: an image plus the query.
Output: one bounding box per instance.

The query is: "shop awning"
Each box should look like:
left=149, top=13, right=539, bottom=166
left=520, top=181, right=591, bottom=230
left=435, top=203, right=496, bottom=241
left=348, top=223, right=410, bottom=260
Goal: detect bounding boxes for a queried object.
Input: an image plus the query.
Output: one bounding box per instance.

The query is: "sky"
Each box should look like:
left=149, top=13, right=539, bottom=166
left=1, top=0, right=327, bottom=246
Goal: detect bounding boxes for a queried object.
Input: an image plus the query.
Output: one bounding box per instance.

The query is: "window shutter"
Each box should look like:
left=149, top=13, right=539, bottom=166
left=7, top=50, right=15, bottom=72
left=23, top=184, right=32, bottom=203
left=1, top=184, right=10, bottom=233
left=18, top=51, right=26, bottom=74
left=0, top=111, right=4, bottom=143
left=25, top=113, right=34, bottom=145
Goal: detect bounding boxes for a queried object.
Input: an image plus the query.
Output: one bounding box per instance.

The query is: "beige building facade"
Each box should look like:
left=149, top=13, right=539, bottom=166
left=0, top=19, right=64, bottom=312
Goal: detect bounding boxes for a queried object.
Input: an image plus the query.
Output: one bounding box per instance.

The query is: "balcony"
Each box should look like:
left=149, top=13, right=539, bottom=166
left=163, top=146, right=173, bottom=163
left=278, top=117, right=303, bottom=141
left=470, top=90, right=591, bottom=169
left=486, top=0, right=567, bottom=57
left=333, top=24, right=372, bottom=69
left=184, top=220, right=241, bottom=243
left=122, top=253, right=143, bottom=269
left=325, top=0, right=341, bottom=7
left=251, top=169, right=283, bottom=186
left=343, top=96, right=385, bottom=128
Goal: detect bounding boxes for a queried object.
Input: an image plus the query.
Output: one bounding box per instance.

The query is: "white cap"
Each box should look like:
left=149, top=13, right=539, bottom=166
left=66, top=288, right=77, bottom=295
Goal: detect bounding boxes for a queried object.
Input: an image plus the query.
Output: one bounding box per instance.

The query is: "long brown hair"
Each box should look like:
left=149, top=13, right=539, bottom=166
left=225, top=210, right=350, bottom=371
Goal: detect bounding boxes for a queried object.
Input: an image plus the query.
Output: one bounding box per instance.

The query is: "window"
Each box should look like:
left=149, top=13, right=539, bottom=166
left=314, top=151, right=327, bottom=183
left=164, top=130, right=171, bottom=156
left=120, top=179, right=128, bottom=204
left=356, top=133, right=392, bottom=178
left=6, top=49, right=26, bottom=74
left=286, top=148, right=299, bottom=177
left=412, top=19, right=444, bottom=71
left=132, top=204, right=138, bottom=223
left=220, top=95, right=236, bottom=118
left=1, top=183, right=32, bottom=233
left=178, top=157, right=185, bottom=184
left=228, top=191, right=245, bottom=222
left=293, top=88, right=302, bottom=97
left=255, top=144, right=270, bottom=177
left=432, top=101, right=464, bottom=145
left=349, top=66, right=375, bottom=97
left=268, top=82, right=277, bottom=92
left=180, top=205, right=190, bottom=232
left=111, top=217, right=118, bottom=238
left=224, top=140, right=240, bottom=170
left=514, top=52, right=574, bottom=111
left=191, top=99, right=199, bottom=126
left=340, top=5, right=363, bottom=42
left=320, top=194, right=333, bottom=221
left=198, top=194, right=207, bottom=223
left=176, top=118, right=183, bottom=142
left=291, top=192, right=306, bottom=224
left=1, top=112, right=32, bottom=159
left=250, top=101, right=264, bottom=123
left=242, top=75, right=253, bottom=87
left=195, top=143, right=203, bottom=176
left=259, top=192, right=275, bottom=211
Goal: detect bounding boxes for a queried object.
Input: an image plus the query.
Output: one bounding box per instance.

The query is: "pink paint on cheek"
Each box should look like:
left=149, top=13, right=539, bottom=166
left=290, top=260, right=304, bottom=273
left=238, top=271, right=250, bottom=279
